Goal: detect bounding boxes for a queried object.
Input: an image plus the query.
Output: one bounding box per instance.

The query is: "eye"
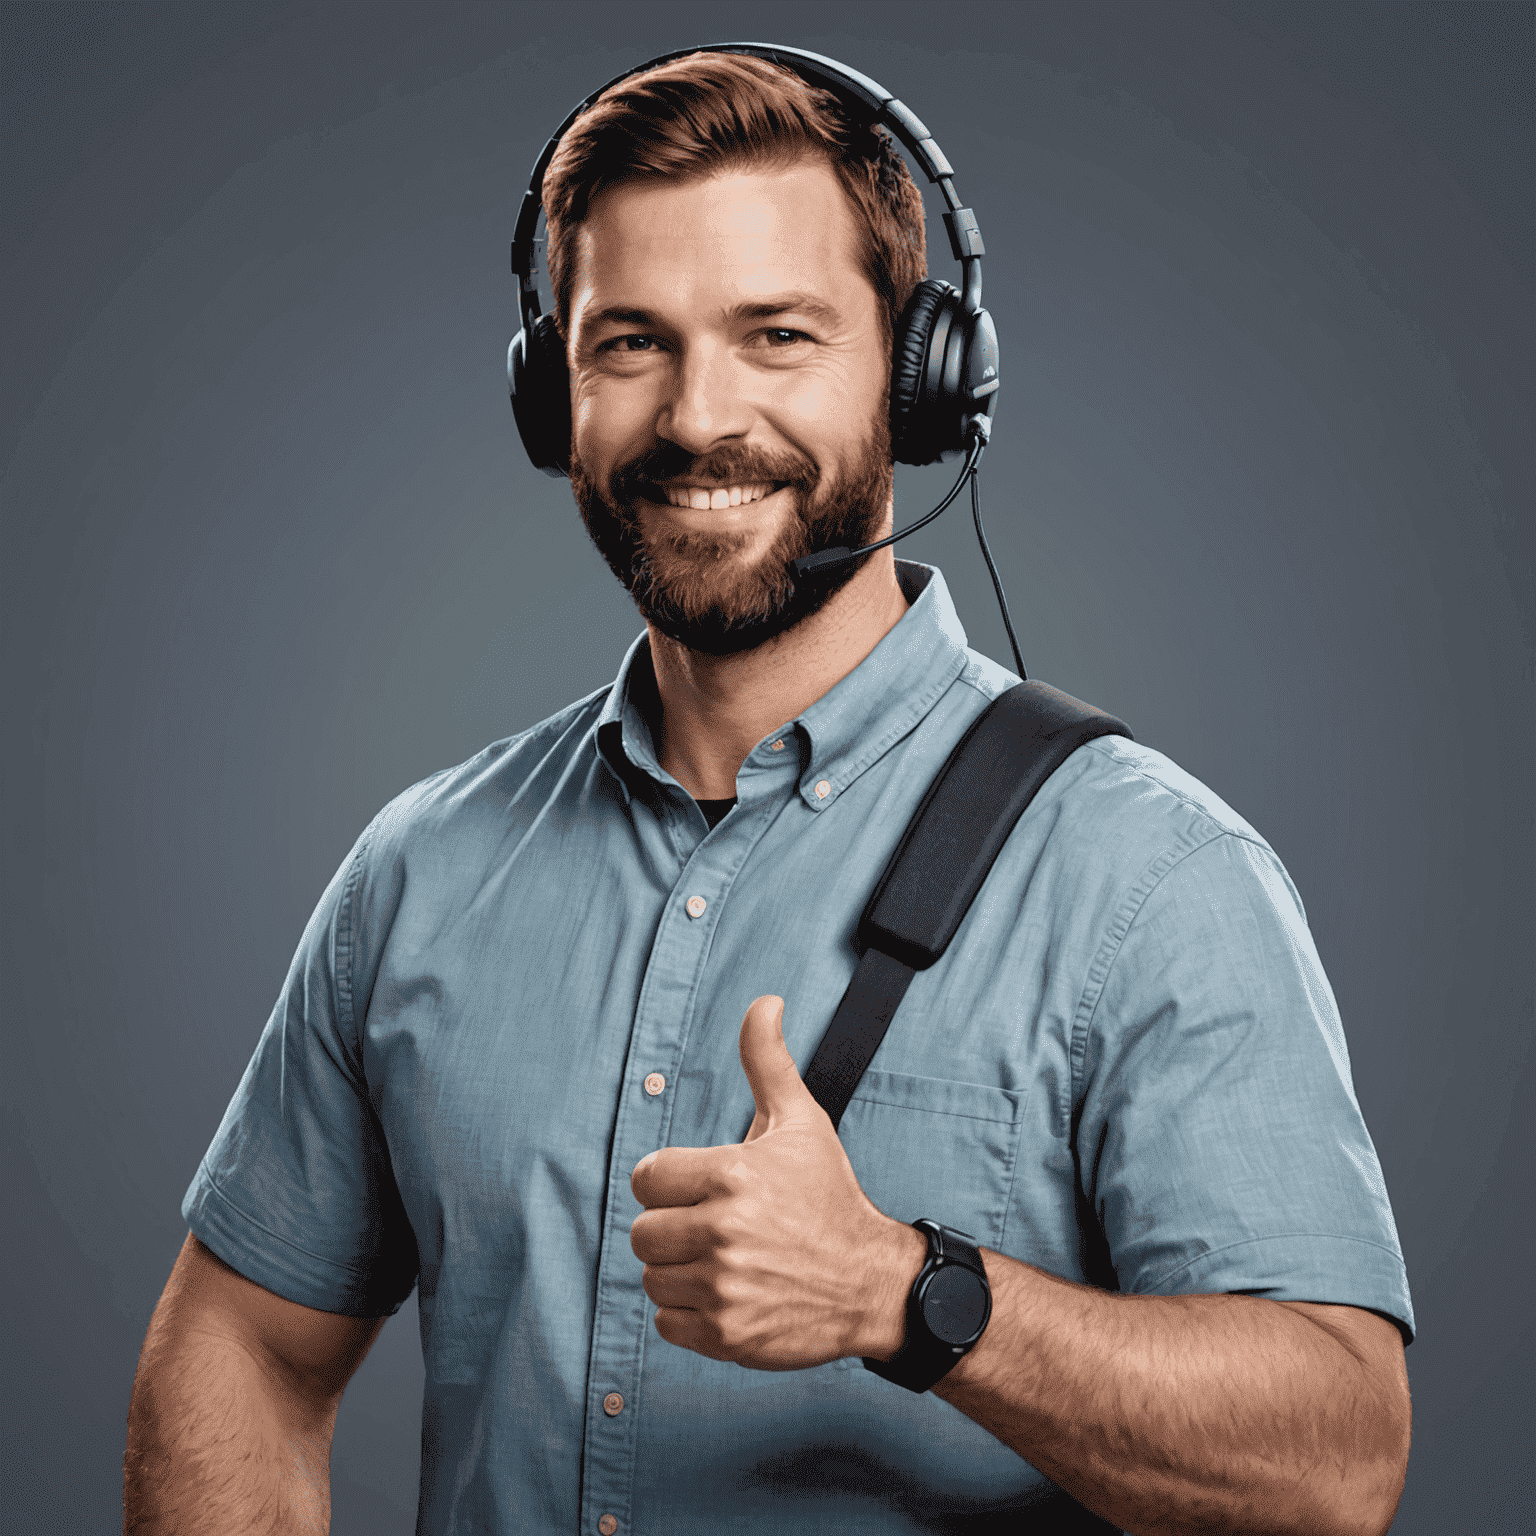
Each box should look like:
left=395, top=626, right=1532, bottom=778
left=763, top=328, right=810, bottom=347
left=597, top=334, right=662, bottom=354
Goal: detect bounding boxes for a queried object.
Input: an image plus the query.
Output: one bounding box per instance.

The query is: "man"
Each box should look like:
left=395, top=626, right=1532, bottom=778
left=124, top=50, right=1413, bottom=1535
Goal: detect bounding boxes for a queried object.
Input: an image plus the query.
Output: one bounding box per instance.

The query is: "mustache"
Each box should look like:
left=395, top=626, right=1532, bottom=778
left=610, top=442, right=820, bottom=511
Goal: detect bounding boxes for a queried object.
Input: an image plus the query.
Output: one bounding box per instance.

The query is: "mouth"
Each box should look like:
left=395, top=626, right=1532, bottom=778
left=640, top=480, right=790, bottom=511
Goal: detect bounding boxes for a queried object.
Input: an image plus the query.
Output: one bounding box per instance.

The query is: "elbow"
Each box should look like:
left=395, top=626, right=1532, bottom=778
left=1371, top=1415, right=1412, bottom=1535
left=1337, top=1382, right=1412, bottom=1536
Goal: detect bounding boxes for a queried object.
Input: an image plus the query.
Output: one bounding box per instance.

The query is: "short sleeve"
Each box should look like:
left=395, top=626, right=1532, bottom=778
left=1075, top=832, right=1414, bottom=1343
left=182, top=819, right=419, bottom=1317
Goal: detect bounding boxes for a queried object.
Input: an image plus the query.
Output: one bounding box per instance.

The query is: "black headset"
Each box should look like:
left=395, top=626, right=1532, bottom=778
left=507, top=42, right=1025, bottom=675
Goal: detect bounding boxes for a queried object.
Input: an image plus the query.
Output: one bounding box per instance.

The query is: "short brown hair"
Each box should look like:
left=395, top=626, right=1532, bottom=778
left=541, top=51, right=927, bottom=347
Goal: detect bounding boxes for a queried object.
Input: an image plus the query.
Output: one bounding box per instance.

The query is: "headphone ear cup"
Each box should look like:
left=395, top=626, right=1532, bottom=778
left=508, top=312, right=572, bottom=478
left=889, top=279, right=959, bottom=466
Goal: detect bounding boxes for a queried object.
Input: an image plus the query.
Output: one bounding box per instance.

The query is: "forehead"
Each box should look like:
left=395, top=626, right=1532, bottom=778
left=569, top=158, right=873, bottom=322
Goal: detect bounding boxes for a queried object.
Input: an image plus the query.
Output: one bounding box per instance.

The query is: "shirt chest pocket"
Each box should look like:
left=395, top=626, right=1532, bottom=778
left=837, top=1068, right=1027, bottom=1250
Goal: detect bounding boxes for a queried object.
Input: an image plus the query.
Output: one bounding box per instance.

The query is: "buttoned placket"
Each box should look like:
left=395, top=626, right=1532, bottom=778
left=578, top=734, right=802, bottom=1536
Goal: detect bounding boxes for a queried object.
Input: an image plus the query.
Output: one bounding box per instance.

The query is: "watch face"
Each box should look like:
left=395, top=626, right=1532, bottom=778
left=920, top=1263, right=989, bottom=1346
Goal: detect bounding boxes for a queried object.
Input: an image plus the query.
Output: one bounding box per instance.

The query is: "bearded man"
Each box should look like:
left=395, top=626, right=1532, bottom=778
left=124, top=48, right=1414, bottom=1536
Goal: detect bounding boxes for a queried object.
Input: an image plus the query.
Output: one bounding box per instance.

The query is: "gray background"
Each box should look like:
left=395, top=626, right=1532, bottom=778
left=3, top=1, right=1530, bottom=1530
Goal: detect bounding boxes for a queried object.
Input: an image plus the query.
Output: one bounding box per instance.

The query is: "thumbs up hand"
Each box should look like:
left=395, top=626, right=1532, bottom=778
left=630, top=995, right=928, bottom=1371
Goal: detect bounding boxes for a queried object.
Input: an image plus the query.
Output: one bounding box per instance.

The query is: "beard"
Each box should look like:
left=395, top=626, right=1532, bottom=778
left=569, top=415, right=894, bottom=657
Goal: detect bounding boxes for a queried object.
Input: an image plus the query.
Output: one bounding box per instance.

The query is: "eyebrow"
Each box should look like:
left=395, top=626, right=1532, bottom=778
left=731, top=293, right=842, bottom=325
left=587, top=293, right=843, bottom=329
left=589, top=305, right=657, bottom=327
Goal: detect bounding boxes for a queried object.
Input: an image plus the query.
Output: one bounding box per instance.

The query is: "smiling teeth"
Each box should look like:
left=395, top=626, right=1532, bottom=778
left=666, top=483, right=773, bottom=510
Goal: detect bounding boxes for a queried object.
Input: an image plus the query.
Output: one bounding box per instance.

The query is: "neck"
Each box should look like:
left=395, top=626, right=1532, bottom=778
left=648, top=549, right=909, bottom=801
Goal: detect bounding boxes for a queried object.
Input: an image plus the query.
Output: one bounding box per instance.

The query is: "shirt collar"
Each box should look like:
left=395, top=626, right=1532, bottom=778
left=595, top=630, right=666, bottom=806
left=595, top=561, right=971, bottom=810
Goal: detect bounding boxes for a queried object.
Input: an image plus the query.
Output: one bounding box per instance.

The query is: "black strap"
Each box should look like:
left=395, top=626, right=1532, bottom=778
left=803, top=681, right=1131, bottom=1129
left=798, top=949, right=917, bottom=1132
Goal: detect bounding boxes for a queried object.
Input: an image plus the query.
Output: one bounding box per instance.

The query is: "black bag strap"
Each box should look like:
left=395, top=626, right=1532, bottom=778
left=802, top=680, right=1132, bottom=1130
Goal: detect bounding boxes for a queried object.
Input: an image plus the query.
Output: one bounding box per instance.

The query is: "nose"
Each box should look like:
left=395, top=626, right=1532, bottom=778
left=653, top=336, right=753, bottom=456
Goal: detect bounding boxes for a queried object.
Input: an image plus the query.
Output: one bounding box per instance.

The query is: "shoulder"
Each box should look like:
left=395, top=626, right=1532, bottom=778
left=951, top=654, right=1296, bottom=917
left=962, top=653, right=1270, bottom=845
left=1065, top=733, right=1269, bottom=854
left=357, top=683, right=614, bottom=873
left=1056, top=721, right=1296, bottom=904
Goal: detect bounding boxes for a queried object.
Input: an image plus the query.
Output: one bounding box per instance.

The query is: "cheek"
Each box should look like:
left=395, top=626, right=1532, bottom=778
left=780, top=345, right=887, bottom=443
left=572, top=375, right=653, bottom=465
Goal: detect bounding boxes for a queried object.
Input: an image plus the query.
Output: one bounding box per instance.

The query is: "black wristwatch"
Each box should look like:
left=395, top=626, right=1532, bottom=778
left=863, top=1219, right=992, bottom=1393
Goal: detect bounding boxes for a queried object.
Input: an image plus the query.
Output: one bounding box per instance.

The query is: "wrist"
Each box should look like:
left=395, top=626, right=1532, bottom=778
left=863, top=1221, right=994, bottom=1394
left=854, top=1217, right=928, bottom=1360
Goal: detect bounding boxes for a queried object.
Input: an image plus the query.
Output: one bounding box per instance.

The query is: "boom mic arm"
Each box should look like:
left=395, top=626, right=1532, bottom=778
left=788, top=429, right=987, bottom=583
left=787, top=418, right=1026, bottom=679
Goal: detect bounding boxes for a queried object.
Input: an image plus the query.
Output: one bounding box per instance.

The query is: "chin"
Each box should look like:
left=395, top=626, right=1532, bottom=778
left=631, top=513, right=840, bottom=657
left=569, top=426, right=894, bottom=656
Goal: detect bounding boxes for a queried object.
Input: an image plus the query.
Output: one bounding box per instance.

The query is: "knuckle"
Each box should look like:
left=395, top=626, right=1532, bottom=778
left=716, top=1272, right=752, bottom=1307
left=719, top=1205, right=756, bottom=1240
left=714, top=1312, right=758, bottom=1357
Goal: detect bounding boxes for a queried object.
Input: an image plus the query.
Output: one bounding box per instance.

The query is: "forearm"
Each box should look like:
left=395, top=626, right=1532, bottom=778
left=124, top=1326, right=337, bottom=1535
left=932, top=1251, right=1408, bottom=1536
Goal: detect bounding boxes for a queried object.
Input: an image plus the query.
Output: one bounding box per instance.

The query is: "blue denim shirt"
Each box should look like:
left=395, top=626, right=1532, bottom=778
left=184, top=562, right=1413, bottom=1535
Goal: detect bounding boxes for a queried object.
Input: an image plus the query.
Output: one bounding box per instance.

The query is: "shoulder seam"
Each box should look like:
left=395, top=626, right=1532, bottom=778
left=1081, top=737, right=1285, bottom=861
left=329, top=686, right=617, bottom=1059
left=1066, top=826, right=1240, bottom=1130
left=335, top=818, right=380, bottom=1064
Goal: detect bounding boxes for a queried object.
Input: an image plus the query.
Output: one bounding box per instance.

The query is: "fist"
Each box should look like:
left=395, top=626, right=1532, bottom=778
left=629, top=995, right=925, bottom=1370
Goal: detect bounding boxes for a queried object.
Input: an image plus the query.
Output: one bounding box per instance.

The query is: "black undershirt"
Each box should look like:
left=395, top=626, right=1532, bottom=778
left=696, top=797, right=737, bottom=830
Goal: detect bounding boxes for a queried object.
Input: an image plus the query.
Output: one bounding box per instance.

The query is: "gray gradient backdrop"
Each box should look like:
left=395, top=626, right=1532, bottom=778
left=4, top=2, right=1531, bottom=1530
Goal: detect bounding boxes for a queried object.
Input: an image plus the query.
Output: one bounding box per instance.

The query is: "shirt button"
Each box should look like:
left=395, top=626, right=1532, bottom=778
left=598, top=1517, right=619, bottom=1536
left=815, top=780, right=831, bottom=800
left=685, top=895, right=706, bottom=918
left=643, top=1072, right=666, bottom=1097
left=603, top=1392, right=624, bottom=1416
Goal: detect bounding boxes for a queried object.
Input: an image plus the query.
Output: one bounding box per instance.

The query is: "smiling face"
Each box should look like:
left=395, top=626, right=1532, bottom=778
left=566, top=157, right=894, bottom=655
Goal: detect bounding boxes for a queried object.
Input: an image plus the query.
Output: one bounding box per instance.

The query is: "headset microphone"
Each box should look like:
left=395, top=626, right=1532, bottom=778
left=508, top=42, right=1026, bottom=678
left=790, top=425, right=988, bottom=583
left=789, top=423, right=1024, bottom=679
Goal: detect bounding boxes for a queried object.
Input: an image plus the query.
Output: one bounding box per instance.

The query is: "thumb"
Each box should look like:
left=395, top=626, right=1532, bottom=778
left=738, top=995, right=817, bottom=1139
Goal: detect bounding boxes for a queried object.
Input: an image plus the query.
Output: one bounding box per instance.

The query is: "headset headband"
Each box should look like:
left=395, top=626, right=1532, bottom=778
left=509, top=42, right=987, bottom=335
